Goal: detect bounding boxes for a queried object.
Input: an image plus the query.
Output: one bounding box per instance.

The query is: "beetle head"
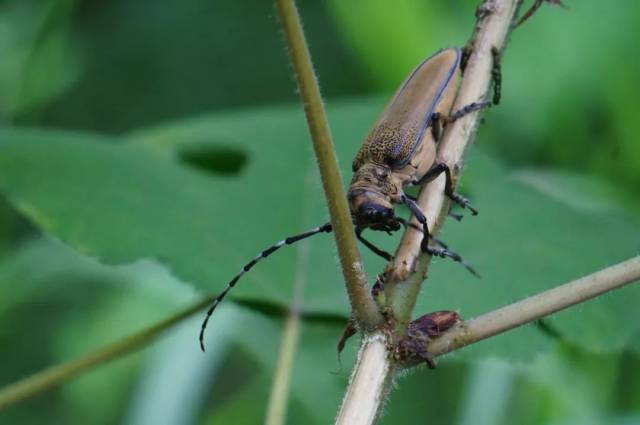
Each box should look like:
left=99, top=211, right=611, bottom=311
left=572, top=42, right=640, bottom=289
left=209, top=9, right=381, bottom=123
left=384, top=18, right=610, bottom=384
left=348, top=164, right=401, bottom=232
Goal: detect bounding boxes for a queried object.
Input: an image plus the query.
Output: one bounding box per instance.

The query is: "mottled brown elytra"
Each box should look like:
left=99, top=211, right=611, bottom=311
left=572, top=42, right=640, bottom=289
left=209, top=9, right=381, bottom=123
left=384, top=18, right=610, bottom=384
left=200, top=47, right=493, bottom=350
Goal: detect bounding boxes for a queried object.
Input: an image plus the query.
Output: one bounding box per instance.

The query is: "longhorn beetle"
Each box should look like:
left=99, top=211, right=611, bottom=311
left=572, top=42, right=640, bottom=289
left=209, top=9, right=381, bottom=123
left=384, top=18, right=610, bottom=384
left=200, top=47, right=494, bottom=351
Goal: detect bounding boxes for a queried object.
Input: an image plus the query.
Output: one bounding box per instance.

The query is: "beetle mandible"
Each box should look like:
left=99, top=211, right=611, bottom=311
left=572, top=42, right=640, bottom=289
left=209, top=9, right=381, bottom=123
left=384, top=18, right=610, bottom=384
left=199, top=47, right=490, bottom=350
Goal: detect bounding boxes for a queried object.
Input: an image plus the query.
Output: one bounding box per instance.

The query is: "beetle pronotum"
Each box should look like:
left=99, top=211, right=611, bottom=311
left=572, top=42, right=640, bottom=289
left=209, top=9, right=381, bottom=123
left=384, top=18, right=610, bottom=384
left=199, top=47, right=492, bottom=350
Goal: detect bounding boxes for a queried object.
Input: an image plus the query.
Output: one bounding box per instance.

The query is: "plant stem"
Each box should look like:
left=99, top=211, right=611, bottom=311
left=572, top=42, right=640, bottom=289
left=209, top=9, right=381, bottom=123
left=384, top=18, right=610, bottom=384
left=336, top=1, right=524, bottom=423
left=0, top=298, right=209, bottom=410
left=275, top=0, right=383, bottom=330
left=334, top=334, right=394, bottom=425
left=425, top=256, right=640, bottom=358
left=264, top=171, right=314, bottom=425
left=265, top=309, right=302, bottom=425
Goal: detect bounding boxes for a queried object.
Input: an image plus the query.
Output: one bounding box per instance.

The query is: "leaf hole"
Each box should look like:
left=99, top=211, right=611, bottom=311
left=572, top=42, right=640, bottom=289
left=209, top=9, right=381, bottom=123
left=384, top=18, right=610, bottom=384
left=178, top=145, right=248, bottom=175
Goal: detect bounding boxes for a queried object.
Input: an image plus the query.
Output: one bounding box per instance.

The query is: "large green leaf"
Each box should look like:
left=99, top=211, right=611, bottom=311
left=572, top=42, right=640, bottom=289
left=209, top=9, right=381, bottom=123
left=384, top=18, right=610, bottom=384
left=0, top=98, right=639, bottom=361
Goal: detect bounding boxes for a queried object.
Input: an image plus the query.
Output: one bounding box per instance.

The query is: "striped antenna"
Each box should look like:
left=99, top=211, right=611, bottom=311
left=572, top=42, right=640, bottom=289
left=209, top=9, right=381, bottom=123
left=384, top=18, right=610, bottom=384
left=199, top=222, right=333, bottom=351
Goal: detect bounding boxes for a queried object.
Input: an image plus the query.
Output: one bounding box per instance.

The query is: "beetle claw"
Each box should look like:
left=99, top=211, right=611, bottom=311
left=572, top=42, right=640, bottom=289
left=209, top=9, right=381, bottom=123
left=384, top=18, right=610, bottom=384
left=450, top=192, right=478, bottom=215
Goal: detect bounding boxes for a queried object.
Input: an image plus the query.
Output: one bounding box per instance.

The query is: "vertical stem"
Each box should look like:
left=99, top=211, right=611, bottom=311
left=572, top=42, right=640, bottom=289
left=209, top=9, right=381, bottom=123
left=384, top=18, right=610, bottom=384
left=275, top=0, right=383, bottom=330
left=264, top=170, right=313, bottom=425
left=335, top=334, right=393, bottom=425
left=265, top=311, right=302, bottom=425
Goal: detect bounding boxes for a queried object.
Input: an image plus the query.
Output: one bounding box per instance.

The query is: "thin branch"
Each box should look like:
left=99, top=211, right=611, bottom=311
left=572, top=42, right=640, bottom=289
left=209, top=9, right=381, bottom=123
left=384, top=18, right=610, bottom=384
left=275, top=0, right=383, bottom=330
left=336, top=1, right=524, bottom=423
left=0, top=298, right=209, bottom=410
left=265, top=310, right=302, bottom=425
left=424, top=256, right=640, bottom=359
left=265, top=171, right=314, bottom=425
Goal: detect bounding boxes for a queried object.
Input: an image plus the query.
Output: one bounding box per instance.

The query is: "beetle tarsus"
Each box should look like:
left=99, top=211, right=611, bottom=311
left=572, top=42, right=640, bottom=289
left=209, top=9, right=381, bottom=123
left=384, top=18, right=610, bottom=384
left=449, top=191, right=478, bottom=216
left=448, top=211, right=464, bottom=222
left=447, top=101, right=492, bottom=123
left=490, top=46, right=502, bottom=105
left=516, top=0, right=567, bottom=27
left=413, top=163, right=479, bottom=216
left=425, top=245, right=480, bottom=278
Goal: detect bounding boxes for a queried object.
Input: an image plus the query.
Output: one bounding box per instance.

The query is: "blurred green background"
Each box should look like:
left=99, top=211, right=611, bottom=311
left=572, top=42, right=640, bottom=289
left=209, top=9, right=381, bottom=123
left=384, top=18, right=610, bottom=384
left=1, top=0, right=639, bottom=424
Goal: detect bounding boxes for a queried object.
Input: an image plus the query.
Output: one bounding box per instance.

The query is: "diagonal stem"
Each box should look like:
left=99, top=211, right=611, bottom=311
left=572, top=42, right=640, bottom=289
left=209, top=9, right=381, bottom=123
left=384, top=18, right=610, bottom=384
left=424, top=256, right=640, bottom=359
left=275, top=0, right=383, bottom=330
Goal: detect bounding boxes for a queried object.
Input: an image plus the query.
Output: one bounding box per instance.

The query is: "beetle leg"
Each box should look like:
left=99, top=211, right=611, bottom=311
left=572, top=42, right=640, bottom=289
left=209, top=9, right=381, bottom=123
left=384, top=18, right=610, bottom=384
left=430, top=102, right=490, bottom=143
left=396, top=213, right=479, bottom=277
left=401, top=195, right=458, bottom=255
left=430, top=112, right=444, bottom=142
left=459, top=44, right=502, bottom=105
left=448, top=211, right=464, bottom=221
left=490, top=46, right=502, bottom=105
left=516, top=0, right=567, bottom=27
left=355, top=228, right=393, bottom=261
left=447, top=101, right=492, bottom=124
left=412, top=163, right=478, bottom=215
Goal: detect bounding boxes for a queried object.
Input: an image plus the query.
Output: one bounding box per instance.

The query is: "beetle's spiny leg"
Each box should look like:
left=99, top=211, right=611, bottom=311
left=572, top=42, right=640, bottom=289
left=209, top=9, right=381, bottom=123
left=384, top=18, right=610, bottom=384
left=449, top=192, right=479, bottom=216
left=401, top=195, right=479, bottom=278
left=400, top=194, right=431, bottom=252
left=398, top=217, right=458, bottom=250
left=516, top=0, right=567, bottom=27
left=412, top=163, right=478, bottom=215
left=447, top=101, right=492, bottom=124
left=430, top=112, right=444, bottom=142
left=490, top=46, right=502, bottom=105
left=425, top=245, right=481, bottom=278
left=397, top=216, right=421, bottom=232
left=448, top=211, right=464, bottom=222
left=356, top=228, right=393, bottom=261
left=199, top=222, right=332, bottom=351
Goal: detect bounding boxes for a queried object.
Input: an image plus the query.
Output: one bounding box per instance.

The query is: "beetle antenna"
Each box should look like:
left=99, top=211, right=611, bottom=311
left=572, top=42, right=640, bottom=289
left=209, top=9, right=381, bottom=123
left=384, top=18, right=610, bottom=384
left=199, top=222, right=333, bottom=351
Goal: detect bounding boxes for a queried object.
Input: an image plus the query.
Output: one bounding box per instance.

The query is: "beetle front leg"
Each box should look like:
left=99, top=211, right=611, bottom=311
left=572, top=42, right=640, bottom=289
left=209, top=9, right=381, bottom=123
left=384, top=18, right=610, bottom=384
left=398, top=200, right=480, bottom=277
left=412, top=163, right=478, bottom=215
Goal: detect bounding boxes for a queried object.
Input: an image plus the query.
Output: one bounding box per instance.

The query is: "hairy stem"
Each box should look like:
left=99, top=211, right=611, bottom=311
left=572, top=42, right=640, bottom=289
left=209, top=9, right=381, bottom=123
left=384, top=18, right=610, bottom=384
left=0, top=298, right=209, bottom=410
left=425, top=256, right=640, bottom=358
left=275, top=0, right=383, bottom=330
left=335, top=334, right=393, bottom=425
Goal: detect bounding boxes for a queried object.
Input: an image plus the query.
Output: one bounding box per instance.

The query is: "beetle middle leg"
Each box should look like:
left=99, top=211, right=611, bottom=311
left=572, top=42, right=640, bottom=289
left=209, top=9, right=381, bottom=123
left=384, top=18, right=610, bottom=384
left=430, top=102, right=491, bottom=141
left=412, top=163, right=478, bottom=215
left=400, top=194, right=479, bottom=277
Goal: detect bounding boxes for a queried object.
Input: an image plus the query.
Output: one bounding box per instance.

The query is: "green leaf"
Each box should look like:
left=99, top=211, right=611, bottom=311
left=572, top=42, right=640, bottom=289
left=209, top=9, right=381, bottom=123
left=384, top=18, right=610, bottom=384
left=1, top=98, right=639, bottom=362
